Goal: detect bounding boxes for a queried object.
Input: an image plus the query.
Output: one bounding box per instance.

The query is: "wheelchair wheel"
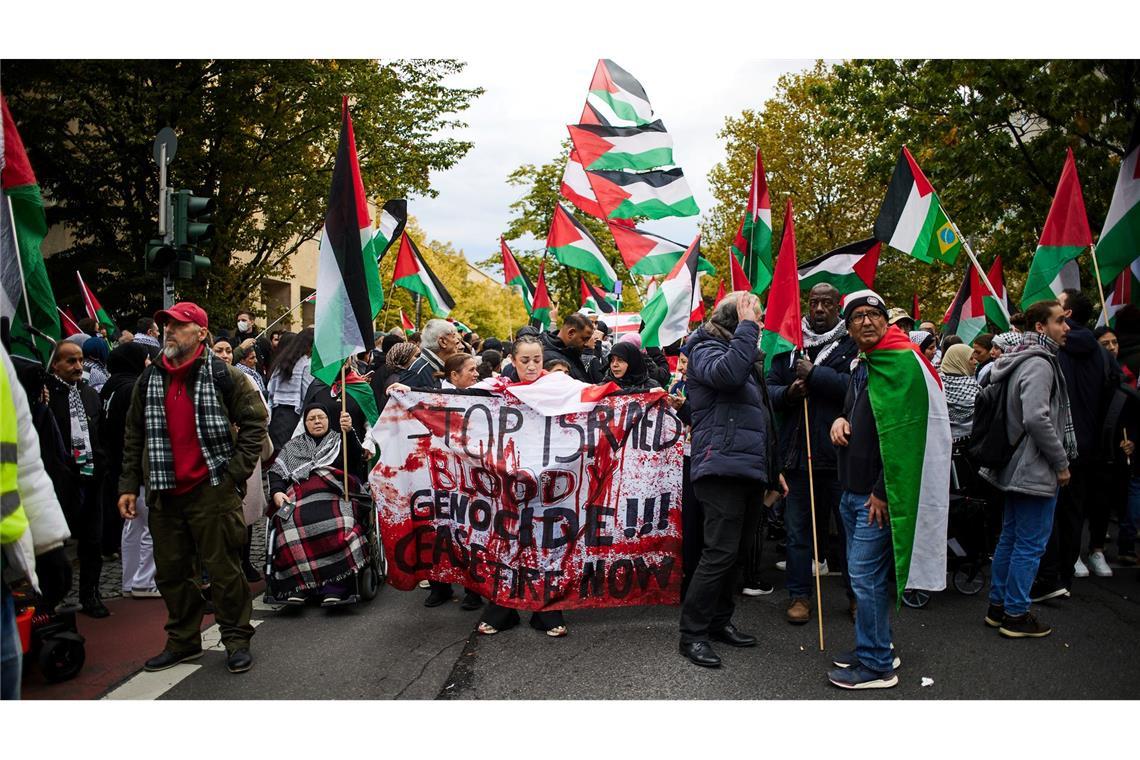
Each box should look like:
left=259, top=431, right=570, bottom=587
left=39, top=634, right=86, bottom=683
left=902, top=589, right=931, bottom=609
left=360, top=564, right=380, bottom=601
left=952, top=562, right=987, bottom=595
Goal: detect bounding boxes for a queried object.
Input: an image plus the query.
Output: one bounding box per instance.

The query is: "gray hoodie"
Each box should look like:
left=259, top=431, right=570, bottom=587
left=979, top=345, right=1070, bottom=497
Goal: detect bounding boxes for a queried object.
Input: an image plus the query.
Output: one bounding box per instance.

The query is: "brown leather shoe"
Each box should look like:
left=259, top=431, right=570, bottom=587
left=786, top=598, right=810, bottom=625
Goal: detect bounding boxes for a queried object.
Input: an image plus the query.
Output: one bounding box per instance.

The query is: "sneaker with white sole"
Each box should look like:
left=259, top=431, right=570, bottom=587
left=775, top=560, right=787, bottom=571
left=827, top=663, right=898, bottom=689
left=1073, top=558, right=1090, bottom=578
left=775, top=559, right=828, bottom=575
left=1087, top=551, right=1113, bottom=577
left=741, top=581, right=774, bottom=596
left=1029, top=581, right=1070, bottom=603
left=832, top=643, right=900, bottom=670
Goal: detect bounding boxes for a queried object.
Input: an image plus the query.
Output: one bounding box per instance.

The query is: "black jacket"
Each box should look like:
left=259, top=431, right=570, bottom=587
left=1059, top=320, right=1118, bottom=460
left=767, top=334, right=857, bottom=472
left=836, top=364, right=886, bottom=500
left=540, top=330, right=594, bottom=382
left=46, top=375, right=105, bottom=509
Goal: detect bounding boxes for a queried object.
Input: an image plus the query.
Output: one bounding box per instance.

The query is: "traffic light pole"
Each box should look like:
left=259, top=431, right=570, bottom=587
left=158, top=142, right=175, bottom=308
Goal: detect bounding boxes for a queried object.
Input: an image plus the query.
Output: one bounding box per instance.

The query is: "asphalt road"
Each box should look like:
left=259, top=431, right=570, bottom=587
left=151, top=567, right=1140, bottom=700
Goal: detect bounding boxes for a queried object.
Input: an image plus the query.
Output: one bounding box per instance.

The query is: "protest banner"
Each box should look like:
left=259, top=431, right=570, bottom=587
left=368, top=376, right=684, bottom=610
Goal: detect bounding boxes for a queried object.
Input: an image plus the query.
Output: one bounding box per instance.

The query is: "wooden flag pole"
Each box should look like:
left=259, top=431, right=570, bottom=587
left=1088, top=243, right=1111, bottom=322
left=340, top=362, right=350, bottom=500
left=947, top=219, right=1010, bottom=325
left=802, top=396, right=825, bottom=651
left=378, top=278, right=399, bottom=331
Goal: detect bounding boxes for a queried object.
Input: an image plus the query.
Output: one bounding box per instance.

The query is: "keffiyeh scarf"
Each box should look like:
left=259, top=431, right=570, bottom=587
left=269, top=431, right=342, bottom=486
left=65, top=382, right=95, bottom=477
left=800, top=318, right=848, bottom=366
left=1005, top=332, right=1079, bottom=459
left=940, top=373, right=979, bottom=437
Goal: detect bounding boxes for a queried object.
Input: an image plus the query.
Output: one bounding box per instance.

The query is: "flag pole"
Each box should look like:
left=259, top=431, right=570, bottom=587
left=378, top=278, right=399, bottom=330
left=947, top=219, right=1010, bottom=324
left=802, top=396, right=825, bottom=651
left=1088, top=243, right=1110, bottom=321
left=340, top=362, right=350, bottom=500
left=7, top=197, right=35, bottom=329
left=263, top=292, right=316, bottom=335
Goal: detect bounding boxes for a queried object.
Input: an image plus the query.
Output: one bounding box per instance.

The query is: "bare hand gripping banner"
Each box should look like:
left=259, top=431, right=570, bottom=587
left=368, top=380, right=684, bottom=610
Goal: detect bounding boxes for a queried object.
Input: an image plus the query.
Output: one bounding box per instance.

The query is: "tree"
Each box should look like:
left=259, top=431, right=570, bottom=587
left=821, top=59, right=1140, bottom=316
left=1, top=59, right=483, bottom=323
left=483, top=140, right=645, bottom=314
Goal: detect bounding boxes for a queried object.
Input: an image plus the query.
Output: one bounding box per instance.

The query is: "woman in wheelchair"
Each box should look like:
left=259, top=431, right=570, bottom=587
left=267, top=402, right=369, bottom=606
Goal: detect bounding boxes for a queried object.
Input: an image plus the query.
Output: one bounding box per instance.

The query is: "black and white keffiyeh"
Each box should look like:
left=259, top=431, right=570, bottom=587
left=269, top=429, right=342, bottom=485
left=1005, top=331, right=1079, bottom=459
left=65, top=382, right=95, bottom=477
left=800, top=318, right=848, bottom=365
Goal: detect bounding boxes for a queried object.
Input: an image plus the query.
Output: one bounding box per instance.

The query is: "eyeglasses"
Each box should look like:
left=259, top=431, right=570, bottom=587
left=848, top=311, right=885, bottom=324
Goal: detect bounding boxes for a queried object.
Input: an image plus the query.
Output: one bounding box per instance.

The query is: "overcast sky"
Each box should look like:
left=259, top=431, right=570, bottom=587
left=412, top=58, right=816, bottom=272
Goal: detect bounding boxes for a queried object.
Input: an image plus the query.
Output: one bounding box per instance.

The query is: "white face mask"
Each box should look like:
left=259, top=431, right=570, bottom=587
left=237, top=320, right=250, bottom=332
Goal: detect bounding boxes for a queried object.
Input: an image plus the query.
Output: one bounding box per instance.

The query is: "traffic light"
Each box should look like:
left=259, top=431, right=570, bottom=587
left=171, top=189, right=215, bottom=279
left=146, top=239, right=177, bottom=271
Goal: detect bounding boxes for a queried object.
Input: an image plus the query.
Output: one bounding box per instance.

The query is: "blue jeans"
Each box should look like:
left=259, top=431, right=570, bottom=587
left=839, top=491, right=894, bottom=673
left=989, top=490, right=1057, bottom=616
left=1120, top=477, right=1140, bottom=554
left=1, top=586, right=20, bottom=700
left=784, top=470, right=848, bottom=599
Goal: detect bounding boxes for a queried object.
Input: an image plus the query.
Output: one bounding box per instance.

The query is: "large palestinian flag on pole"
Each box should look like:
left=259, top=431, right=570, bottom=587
left=942, top=266, right=987, bottom=346
left=983, top=256, right=1014, bottom=331
left=579, top=275, right=616, bottom=314
left=1095, top=118, right=1140, bottom=288
left=1022, top=148, right=1091, bottom=307
left=586, top=168, right=699, bottom=222
left=1098, top=260, right=1140, bottom=328
left=393, top=232, right=455, bottom=318
left=639, top=235, right=701, bottom=349
left=608, top=222, right=714, bottom=277
left=579, top=59, right=655, bottom=128
left=568, top=121, right=673, bottom=173
left=500, top=236, right=535, bottom=313
left=862, top=324, right=951, bottom=603
left=362, top=199, right=406, bottom=265
left=312, top=98, right=379, bottom=385
left=797, top=238, right=881, bottom=295
left=1, top=95, right=59, bottom=361
left=76, top=271, right=115, bottom=335
left=760, top=199, right=804, bottom=372
left=560, top=149, right=607, bottom=220
left=530, top=259, right=553, bottom=330
left=730, top=146, right=774, bottom=296
left=547, top=202, right=617, bottom=289
left=874, top=146, right=962, bottom=265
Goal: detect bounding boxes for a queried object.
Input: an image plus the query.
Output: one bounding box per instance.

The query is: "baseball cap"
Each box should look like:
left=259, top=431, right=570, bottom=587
left=154, top=301, right=209, bottom=329
left=887, top=307, right=911, bottom=325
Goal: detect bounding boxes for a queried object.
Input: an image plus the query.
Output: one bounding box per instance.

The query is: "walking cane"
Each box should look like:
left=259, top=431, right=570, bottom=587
left=803, top=396, right=825, bottom=651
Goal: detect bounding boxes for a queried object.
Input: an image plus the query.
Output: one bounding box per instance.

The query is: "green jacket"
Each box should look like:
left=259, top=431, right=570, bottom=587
left=119, top=349, right=268, bottom=505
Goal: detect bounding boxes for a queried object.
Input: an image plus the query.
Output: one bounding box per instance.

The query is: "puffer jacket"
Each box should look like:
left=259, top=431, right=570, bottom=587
left=979, top=345, right=1070, bottom=497
left=685, top=319, right=779, bottom=485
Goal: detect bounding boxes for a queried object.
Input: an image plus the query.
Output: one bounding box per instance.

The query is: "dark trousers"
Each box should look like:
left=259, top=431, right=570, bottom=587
left=62, top=478, right=103, bottom=599
left=783, top=469, right=849, bottom=600
left=481, top=603, right=564, bottom=632
left=100, top=471, right=124, bottom=557
left=149, top=477, right=254, bottom=654
left=679, top=476, right=765, bottom=644
left=1036, top=462, right=1088, bottom=588
left=680, top=456, right=703, bottom=597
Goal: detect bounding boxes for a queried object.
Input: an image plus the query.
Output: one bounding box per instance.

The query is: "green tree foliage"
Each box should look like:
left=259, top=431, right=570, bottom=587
left=483, top=140, right=645, bottom=315
left=821, top=59, right=1140, bottom=317
left=2, top=59, right=483, bottom=323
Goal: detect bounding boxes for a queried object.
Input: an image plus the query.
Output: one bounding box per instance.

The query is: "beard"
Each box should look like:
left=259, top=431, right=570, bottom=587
left=163, top=338, right=196, bottom=361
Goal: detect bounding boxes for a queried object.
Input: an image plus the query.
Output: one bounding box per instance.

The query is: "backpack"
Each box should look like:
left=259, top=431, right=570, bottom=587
left=139, top=353, right=237, bottom=411
left=964, top=373, right=1025, bottom=469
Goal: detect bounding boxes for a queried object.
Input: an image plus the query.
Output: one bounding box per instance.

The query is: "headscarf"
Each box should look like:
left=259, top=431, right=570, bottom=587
left=908, top=330, right=936, bottom=354
left=939, top=344, right=975, bottom=377
left=618, top=332, right=642, bottom=348
left=106, top=341, right=150, bottom=377
left=385, top=341, right=419, bottom=369
left=64, top=332, right=90, bottom=348
left=82, top=336, right=110, bottom=363
left=269, top=402, right=342, bottom=484
left=605, top=341, right=650, bottom=390
left=82, top=335, right=110, bottom=391
left=992, top=331, right=1021, bottom=353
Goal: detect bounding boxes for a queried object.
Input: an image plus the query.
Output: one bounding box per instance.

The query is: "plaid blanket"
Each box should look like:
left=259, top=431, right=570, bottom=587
left=270, top=470, right=368, bottom=594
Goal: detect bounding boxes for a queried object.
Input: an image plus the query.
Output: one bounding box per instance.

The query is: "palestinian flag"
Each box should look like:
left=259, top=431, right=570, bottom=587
left=586, top=168, right=699, bottom=221
left=57, top=307, right=82, bottom=336
left=760, top=199, right=804, bottom=372
left=334, top=368, right=380, bottom=429
left=1095, top=118, right=1140, bottom=288
left=1098, top=260, right=1140, bottom=328
left=500, top=236, right=535, bottom=313
left=1023, top=148, right=1092, bottom=307
left=942, top=266, right=987, bottom=346
left=911, top=293, right=921, bottom=321
left=560, top=150, right=607, bottom=220
left=312, top=98, right=379, bottom=385
left=797, top=238, right=881, bottom=295
left=580, top=276, right=615, bottom=314
left=530, top=259, right=553, bottom=330
left=547, top=202, right=617, bottom=289
left=1, top=95, right=59, bottom=361
left=362, top=199, right=407, bottom=265
left=728, top=248, right=751, bottom=292
left=874, top=146, right=962, bottom=265
left=713, top=278, right=727, bottom=309
left=393, top=232, right=455, bottom=318
left=730, top=146, right=774, bottom=295
left=76, top=271, right=115, bottom=334
left=568, top=120, right=673, bottom=173
left=645, top=276, right=659, bottom=302
left=639, top=235, right=701, bottom=348
left=983, top=256, right=1014, bottom=331
left=579, top=59, right=655, bottom=128
left=608, top=223, right=714, bottom=277
left=400, top=309, right=414, bottom=331
left=862, top=325, right=951, bottom=603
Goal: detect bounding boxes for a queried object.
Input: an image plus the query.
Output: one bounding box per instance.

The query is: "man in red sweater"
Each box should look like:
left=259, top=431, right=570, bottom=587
left=118, top=302, right=268, bottom=674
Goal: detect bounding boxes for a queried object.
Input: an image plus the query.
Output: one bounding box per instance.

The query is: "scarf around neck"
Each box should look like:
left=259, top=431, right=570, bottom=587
left=60, top=378, right=94, bottom=477
left=801, top=317, right=847, bottom=365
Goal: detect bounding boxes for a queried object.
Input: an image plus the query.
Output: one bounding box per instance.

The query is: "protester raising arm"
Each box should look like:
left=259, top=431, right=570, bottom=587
left=685, top=293, right=762, bottom=391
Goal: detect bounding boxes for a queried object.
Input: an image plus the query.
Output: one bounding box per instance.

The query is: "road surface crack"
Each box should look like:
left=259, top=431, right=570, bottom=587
left=394, top=635, right=469, bottom=700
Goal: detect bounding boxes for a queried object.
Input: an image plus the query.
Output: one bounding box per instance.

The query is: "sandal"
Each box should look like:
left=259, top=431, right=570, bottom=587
left=546, top=625, right=568, bottom=638
left=477, top=622, right=499, bottom=635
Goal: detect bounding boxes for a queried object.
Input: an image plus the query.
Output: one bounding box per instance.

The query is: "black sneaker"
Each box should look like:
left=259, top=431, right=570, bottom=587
left=226, top=648, right=253, bottom=673
left=81, top=594, right=110, bottom=619
left=999, top=611, right=1052, bottom=639
left=1029, top=581, right=1070, bottom=603
left=832, top=644, right=900, bottom=670
left=424, top=587, right=454, bottom=607
left=984, top=603, right=1004, bottom=628
left=144, top=648, right=204, bottom=672
left=741, top=579, right=774, bottom=596
left=460, top=591, right=483, bottom=610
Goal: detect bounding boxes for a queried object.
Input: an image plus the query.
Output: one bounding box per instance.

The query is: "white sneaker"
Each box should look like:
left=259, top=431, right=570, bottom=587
left=1087, top=551, right=1113, bottom=577
left=1073, top=558, right=1090, bottom=578
left=775, top=560, right=787, bottom=571
left=815, top=560, right=830, bottom=577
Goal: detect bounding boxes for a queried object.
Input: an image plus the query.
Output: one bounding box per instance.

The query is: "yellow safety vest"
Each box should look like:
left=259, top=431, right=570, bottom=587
left=0, top=351, right=28, bottom=544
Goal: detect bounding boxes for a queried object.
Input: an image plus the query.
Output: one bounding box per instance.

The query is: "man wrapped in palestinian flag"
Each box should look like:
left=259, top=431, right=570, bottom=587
left=827, top=289, right=950, bottom=690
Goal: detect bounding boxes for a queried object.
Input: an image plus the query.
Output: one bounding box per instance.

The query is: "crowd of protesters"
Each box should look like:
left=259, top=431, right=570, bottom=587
left=2, top=281, right=1138, bottom=698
